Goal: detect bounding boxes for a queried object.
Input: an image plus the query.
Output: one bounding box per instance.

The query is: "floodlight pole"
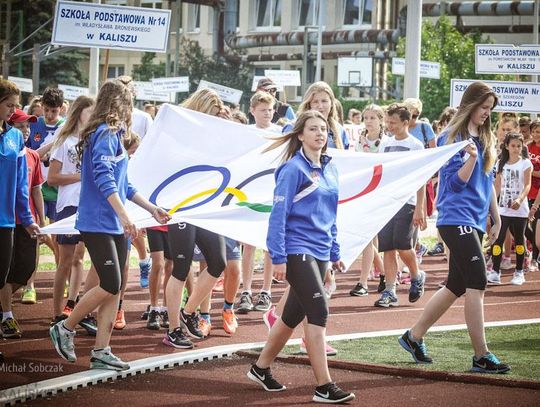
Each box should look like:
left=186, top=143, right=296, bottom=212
left=88, top=0, right=101, bottom=96
left=314, top=0, right=324, bottom=82
left=403, top=0, right=421, bottom=99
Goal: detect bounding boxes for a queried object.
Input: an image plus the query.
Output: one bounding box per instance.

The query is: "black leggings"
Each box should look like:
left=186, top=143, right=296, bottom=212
left=439, top=226, right=486, bottom=297
left=167, top=223, right=226, bottom=281
left=282, top=254, right=329, bottom=329
left=492, top=216, right=527, bottom=272
left=0, top=228, right=14, bottom=290
left=81, top=232, right=127, bottom=295
left=525, top=199, right=539, bottom=261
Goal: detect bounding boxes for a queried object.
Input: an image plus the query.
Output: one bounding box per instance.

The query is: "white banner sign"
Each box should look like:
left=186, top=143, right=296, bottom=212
left=8, top=76, right=33, bottom=93
left=343, top=124, right=364, bottom=150
left=475, top=44, right=540, bottom=75
left=251, top=76, right=284, bottom=92
left=42, top=105, right=466, bottom=269
left=52, top=0, right=171, bottom=52
left=263, top=70, right=301, bottom=87
left=337, top=57, right=373, bottom=87
left=134, top=81, right=174, bottom=102
left=197, top=80, right=243, bottom=105
left=391, top=58, right=441, bottom=79
left=152, top=76, right=189, bottom=93
left=451, top=79, right=540, bottom=114
left=58, top=84, right=89, bottom=100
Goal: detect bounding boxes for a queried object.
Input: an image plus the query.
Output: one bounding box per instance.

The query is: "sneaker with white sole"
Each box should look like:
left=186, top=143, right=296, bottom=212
left=471, top=352, right=510, bottom=374
left=313, top=382, right=355, bottom=404
left=247, top=364, right=286, bottom=392
left=299, top=338, right=337, bottom=356
left=90, top=347, right=130, bottom=371
left=510, top=271, right=525, bottom=286
left=49, top=321, right=76, bottom=362
left=487, top=270, right=501, bottom=284
left=500, top=256, right=513, bottom=270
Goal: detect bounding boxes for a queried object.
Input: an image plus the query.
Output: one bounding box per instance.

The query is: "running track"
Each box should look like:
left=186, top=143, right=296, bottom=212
left=1, top=254, right=539, bottom=405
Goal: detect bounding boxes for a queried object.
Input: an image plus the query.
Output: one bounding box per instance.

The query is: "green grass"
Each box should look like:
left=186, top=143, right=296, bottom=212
left=419, top=236, right=438, bottom=249
left=283, top=324, right=540, bottom=382
left=39, top=244, right=54, bottom=256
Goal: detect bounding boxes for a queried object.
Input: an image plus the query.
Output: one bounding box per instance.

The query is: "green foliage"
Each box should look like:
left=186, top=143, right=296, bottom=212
left=176, top=39, right=253, bottom=104
left=132, top=52, right=166, bottom=81
left=393, top=16, right=513, bottom=121
left=7, top=0, right=87, bottom=93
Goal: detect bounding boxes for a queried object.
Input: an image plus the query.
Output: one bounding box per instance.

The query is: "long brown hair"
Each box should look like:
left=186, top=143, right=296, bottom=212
left=182, top=88, right=223, bottom=114
left=297, top=82, right=344, bottom=149
left=264, top=110, right=328, bottom=163
left=77, top=79, right=133, bottom=160
left=52, top=95, right=94, bottom=152
left=445, top=81, right=498, bottom=173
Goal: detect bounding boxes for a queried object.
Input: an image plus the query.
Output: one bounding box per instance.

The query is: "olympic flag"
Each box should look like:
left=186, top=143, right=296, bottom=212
left=42, top=105, right=467, bottom=269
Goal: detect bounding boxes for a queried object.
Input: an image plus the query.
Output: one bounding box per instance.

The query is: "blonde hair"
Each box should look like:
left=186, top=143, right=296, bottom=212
left=53, top=96, right=94, bottom=152
left=298, top=82, right=344, bottom=149
left=250, top=91, right=275, bottom=108
left=181, top=88, right=223, bottom=115
left=445, top=81, right=498, bottom=173
left=232, top=111, right=248, bottom=124
left=403, top=98, right=423, bottom=114
left=0, top=78, right=20, bottom=104
left=362, top=104, right=385, bottom=138
left=264, top=110, right=328, bottom=163
left=77, top=79, right=133, bottom=160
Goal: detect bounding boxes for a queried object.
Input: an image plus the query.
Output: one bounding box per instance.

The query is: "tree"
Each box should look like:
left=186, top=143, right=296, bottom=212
left=131, top=52, right=166, bottom=81
left=6, top=0, right=87, bottom=93
left=393, top=16, right=512, bottom=121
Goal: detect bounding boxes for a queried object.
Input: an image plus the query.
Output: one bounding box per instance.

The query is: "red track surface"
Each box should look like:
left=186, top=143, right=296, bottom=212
left=1, top=255, right=539, bottom=405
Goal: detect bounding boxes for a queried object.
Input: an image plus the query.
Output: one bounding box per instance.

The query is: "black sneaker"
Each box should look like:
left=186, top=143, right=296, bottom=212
left=79, top=314, right=97, bottom=336
left=313, top=382, right=355, bottom=404
left=160, top=310, right=169, bottom=328
left=374, top=290, right=398, bottom=307
left=408, top=271, right=425, bottom=303
left=471, top=352, right=511, bottom=374
left=1, top=317, right=22, bottom=338
left=427, top=242, right=444, bottom=256
left=180, top=309, right=204, bottom=339
left=377, top=275, right=386, bottom=293
left=162, top=327, right=194, bottom=349
left=247, top=364, right=286, bottom=392
left=147, top=310, right=161, bottom=330
left=253, top=292, right=272, bottom=312
left=349, top=283, right=368, bottom=297
left=141, top=304, right=150, bottom=321
left=398, top=330, right=433, bottom=363
left=237, top=292, right=253, bottom=314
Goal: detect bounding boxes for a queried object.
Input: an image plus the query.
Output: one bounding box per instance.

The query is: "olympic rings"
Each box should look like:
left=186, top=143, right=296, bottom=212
left=169, top=187, right=247, bottom=214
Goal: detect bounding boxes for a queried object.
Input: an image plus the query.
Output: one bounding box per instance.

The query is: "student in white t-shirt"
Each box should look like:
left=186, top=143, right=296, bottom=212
left=375, top=103, right=427, bottom=308
left=488, top=132, right=532, bottom=286
left=47, top=96, right=95, bottom=325
left=249, top=91, right=283, bottom=134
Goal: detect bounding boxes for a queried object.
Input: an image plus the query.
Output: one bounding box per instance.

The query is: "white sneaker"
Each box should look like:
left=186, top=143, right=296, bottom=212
left=500, top=256, right=513, bottom=270
left=529, top=260, right=539, bottom=272
left=487, top=270, right=501, bottom=284
left=510, top=271, right=525, bottom=286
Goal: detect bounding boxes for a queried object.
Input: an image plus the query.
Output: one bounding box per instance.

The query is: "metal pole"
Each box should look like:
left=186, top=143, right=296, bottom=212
left=175, top=1, right=181, bottom=77
left=403, top=0, right=422, bottom=98
left=302, top=26, right=310, bottom=95
left=314, top=0, right=324, bottom=82
left=32, top=43, right=40, bottom=95
left=88, top=0, right=101, bottom=96
left=2, top=0, right=12, bottom=78
left=532, top=0, right=539, bottom=120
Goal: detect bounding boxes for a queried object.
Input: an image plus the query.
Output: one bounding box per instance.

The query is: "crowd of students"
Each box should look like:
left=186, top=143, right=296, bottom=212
left=1, top=74, right=537, bottom=403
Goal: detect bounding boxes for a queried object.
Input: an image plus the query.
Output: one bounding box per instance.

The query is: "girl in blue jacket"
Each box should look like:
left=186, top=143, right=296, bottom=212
left=0, top=79, right=41, bottom=363
left=49, top=79, right=170, bottom=371
left=247, top=110, right=354, bottom=404
left=399, top=81, right=510, bottom=374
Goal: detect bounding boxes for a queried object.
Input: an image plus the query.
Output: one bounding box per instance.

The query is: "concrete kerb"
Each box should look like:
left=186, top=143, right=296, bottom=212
left=1, top=318, right=538, bottom=405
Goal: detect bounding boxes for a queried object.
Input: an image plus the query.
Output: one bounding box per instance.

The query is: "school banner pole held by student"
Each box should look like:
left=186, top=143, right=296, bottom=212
left=42, top=105, right=468, bottom=268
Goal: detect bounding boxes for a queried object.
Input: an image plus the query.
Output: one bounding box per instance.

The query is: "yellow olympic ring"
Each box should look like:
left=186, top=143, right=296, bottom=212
left=168, top=187, right=248, bottom=215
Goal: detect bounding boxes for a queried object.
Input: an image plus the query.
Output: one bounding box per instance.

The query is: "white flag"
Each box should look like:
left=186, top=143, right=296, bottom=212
left=43, top=104, right=468, bottom=268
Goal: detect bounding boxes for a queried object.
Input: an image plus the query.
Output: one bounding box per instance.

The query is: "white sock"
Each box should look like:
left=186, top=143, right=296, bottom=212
left=2, top=311, right=13, bottom=321
left=140, top=257, right=150, bottom=266
left=150, top=306, right=160, bottom=312
left=160, top=306, right=168, bottom=312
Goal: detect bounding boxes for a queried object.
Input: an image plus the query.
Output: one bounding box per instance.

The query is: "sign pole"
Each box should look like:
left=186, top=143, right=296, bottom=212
left=403, top=0, right=422, bottom=98
left=532, top=0, right=539, bottom=120
left=88, top=0, right=101, bottom=96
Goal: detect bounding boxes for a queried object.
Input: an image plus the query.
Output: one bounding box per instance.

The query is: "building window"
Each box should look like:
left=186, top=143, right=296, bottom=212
left=342, top=0, right=372, bottom=27
left=187, top=4, right=201, bottom=32
left=141, top=0, right=162, bottom=9
left=107, top=65, right=125, bottom=79
left=297, top=0, right=319, bottom=27
left=255, top=0, right=282, bottom=29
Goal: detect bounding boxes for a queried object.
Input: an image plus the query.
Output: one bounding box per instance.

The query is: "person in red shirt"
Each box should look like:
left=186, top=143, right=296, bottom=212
left=0, top=109, right=44, bottom=338
left=525, top=121, right=540, bottom=272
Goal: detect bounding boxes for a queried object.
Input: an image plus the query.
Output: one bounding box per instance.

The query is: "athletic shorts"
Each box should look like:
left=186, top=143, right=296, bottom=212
left=193, top=237, right=241, bottom=262
left=147, top=228, right=172, bottom=260
left=7, top=225, right=37, bottom=286
left=378, top=203, right=415, bottom=252
left=44, top=200, right=58, bottom=222
left=56, top=206, right=82, bottom=245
